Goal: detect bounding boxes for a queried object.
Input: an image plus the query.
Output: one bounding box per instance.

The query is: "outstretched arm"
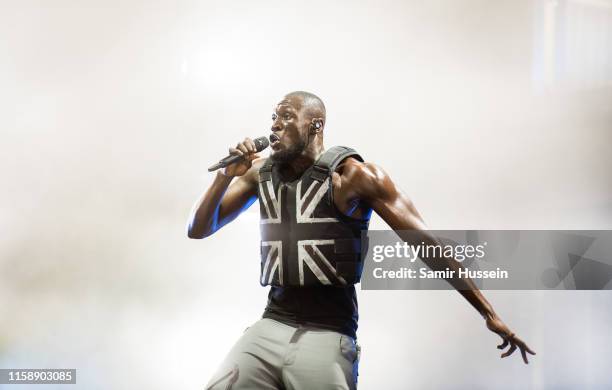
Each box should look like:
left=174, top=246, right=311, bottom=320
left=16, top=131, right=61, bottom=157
left=347, top=161, right=536, bottom=363
left=187, top=138, right=262, bottom=239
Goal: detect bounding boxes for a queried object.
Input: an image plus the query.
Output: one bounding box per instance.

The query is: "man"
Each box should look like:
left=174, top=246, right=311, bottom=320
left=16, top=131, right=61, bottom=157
left=188, top=91, right=535, bottom=389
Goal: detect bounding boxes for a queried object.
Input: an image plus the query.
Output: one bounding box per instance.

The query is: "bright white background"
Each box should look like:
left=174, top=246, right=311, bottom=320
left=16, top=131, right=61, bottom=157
left=1, top=0, right=611, bottom=389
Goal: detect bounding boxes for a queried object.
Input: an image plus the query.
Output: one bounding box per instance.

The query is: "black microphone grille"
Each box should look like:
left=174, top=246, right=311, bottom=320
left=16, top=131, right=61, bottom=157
left=253, top=136, right=270, bottom=152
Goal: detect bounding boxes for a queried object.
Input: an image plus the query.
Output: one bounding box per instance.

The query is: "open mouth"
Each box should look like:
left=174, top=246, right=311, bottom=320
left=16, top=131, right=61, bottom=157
left=269, top=133, right=281, bottom=147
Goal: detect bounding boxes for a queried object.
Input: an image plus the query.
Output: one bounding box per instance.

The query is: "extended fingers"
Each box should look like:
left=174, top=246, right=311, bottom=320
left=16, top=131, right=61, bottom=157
left=518, top=343, right=536, bottom=364
left=501, top=342, right=517, bottom=358
left=520, top=346, right=529, bottom=364
left=494, top=329, right=536, bottom=364
left=497, top=338, right=509, bottom=350
left=518, top=340, right=536, bottom=364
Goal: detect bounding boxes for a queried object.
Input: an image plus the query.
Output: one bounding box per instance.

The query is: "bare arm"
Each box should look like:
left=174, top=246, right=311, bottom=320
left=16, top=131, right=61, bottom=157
left=344, top=161, right=536, bottom=363
left=187, top=138, right=261, bottom=239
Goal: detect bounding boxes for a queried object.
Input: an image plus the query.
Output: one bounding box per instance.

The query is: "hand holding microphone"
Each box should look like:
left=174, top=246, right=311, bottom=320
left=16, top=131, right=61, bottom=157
left=208, top=136, right=270, bottom=177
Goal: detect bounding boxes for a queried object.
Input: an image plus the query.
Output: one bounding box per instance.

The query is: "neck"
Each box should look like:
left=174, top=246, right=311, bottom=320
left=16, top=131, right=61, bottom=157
left=279, top=142, right=324, bottom=181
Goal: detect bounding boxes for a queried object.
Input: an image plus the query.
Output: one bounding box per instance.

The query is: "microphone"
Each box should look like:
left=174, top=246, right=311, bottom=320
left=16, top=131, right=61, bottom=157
left=208, top=136, right=270, bottom=172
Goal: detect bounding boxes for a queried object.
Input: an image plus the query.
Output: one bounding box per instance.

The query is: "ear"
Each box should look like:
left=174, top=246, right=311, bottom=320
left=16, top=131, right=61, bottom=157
left=309, top=118, right=324, bottom=134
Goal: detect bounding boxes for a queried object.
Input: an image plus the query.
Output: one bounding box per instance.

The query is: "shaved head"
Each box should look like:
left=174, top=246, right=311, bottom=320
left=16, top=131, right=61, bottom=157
left=269, top=91, right=327, bottom=165
left=284, top=91, right=326, bottom=123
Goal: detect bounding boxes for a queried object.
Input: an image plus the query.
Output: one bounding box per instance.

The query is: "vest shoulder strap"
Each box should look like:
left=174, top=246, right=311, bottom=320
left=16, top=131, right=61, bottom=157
left=259, top=146, right=363, bottom=182
left=310, top=146, right=364, bottom=182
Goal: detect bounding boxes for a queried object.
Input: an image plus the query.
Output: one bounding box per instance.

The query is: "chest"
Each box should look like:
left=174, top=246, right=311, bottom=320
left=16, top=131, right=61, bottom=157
left=256, top=168, right=369, bottom=287
left=257, top=167, right=370, bottom=225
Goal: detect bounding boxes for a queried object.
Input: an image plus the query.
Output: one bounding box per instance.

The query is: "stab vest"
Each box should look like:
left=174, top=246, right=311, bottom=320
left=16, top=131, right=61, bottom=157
left=257, top=146, right=370, bottom=287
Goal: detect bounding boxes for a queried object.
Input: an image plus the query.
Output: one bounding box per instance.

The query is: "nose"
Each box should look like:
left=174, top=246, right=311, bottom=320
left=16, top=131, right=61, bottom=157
left=271, top=118, right=282, bottom=132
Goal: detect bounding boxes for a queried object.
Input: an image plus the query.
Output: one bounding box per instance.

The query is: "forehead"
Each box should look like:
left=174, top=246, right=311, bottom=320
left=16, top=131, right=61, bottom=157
left=275, top=95, right=303, bottom=113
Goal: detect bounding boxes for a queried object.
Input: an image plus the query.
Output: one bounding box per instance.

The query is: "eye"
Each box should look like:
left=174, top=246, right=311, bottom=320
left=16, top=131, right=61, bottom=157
left=283, top=113, right=291, bottom=120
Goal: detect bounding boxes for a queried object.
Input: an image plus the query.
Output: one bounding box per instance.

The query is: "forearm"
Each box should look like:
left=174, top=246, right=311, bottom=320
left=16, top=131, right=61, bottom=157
left=456, top=285, right=497, bottom=320
left=187, top=171, right=233, bottom=238
left=398, top=230, right=497, bottom=320
left=425, top=250, right=497, bottom=320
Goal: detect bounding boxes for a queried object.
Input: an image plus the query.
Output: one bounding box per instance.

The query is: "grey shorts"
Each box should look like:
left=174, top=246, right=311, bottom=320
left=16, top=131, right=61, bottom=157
left=205, top=318, right=361, bottom=390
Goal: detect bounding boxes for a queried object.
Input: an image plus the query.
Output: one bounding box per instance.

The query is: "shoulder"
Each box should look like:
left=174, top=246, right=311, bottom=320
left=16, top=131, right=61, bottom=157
left=251, top=156, right=268, bottom=171
left=335, top=157, right=391, bottom=199
left=337, top=157, right=385, bottom=180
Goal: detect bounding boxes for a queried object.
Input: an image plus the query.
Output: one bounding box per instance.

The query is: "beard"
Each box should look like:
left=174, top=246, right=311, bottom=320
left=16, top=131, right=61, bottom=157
left=270, top=138, right=307, bottom=164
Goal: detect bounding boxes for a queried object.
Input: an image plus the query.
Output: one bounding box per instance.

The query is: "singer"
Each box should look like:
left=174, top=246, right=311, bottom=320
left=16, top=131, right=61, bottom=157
left=187, top=91, right=535, bottom=389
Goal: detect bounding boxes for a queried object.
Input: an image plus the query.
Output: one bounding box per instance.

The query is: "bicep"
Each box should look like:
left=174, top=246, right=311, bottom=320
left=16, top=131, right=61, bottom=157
left=217, top=175, right=258, bottom=227
left=371, top=184, right=427, bottom=231
left=356, top=163, right=427, bottom=231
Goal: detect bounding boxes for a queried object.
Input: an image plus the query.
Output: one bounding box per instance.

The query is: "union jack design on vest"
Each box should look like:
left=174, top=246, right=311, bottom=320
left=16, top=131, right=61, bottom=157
left=257, top=146, right=370, bottom=287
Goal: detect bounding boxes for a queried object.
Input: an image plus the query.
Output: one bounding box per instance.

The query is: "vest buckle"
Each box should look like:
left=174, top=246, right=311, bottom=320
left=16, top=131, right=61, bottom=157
left=310, top=164, right=328, bottom=182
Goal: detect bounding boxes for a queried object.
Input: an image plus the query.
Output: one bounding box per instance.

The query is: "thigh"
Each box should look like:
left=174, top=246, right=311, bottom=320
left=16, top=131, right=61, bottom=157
left=205, top=319, right=288, bottom=390
left=282, top=331, right=360, bottom=390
